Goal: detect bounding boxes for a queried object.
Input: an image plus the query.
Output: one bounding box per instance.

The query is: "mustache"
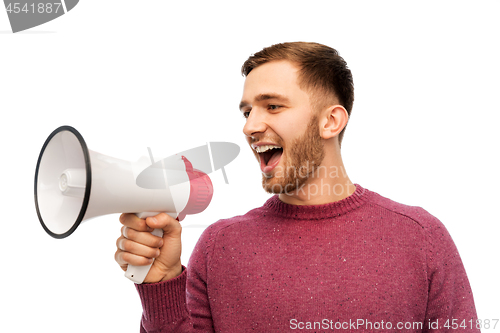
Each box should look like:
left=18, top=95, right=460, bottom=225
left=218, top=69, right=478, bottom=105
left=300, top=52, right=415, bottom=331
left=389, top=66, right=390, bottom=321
left=249, top=136, right=285, bottom=146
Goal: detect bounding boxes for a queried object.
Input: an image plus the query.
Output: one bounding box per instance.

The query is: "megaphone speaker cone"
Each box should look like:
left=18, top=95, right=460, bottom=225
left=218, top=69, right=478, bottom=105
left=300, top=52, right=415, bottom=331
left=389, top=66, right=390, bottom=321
left=34, top=126, right=92, bottom=239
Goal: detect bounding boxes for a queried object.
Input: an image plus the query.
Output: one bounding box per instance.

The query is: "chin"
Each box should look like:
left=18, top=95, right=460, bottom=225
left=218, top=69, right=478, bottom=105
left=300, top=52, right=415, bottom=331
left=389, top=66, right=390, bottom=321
left=261, top=173, right=308, bottom=194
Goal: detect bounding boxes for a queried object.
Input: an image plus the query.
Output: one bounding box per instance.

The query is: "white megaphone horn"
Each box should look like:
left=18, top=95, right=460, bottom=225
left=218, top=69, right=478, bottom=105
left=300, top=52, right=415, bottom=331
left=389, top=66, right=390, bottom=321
left=34, top=126, right=213, bottom=284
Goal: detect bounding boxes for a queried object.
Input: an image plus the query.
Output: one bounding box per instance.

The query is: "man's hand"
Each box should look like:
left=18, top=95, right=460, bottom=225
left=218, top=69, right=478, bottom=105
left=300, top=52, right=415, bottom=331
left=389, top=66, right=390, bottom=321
left=115, top=213, right=183, bottom=283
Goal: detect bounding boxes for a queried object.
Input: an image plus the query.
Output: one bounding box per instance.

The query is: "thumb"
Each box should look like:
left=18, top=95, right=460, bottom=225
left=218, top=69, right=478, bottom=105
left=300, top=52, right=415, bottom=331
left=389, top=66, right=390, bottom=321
left=145, top=213, right=182, bottom=236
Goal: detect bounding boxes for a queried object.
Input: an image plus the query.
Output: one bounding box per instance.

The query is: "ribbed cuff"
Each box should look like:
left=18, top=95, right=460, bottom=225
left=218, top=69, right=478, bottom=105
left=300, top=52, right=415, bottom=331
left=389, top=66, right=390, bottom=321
left=135, top=266, right=189, bottom=325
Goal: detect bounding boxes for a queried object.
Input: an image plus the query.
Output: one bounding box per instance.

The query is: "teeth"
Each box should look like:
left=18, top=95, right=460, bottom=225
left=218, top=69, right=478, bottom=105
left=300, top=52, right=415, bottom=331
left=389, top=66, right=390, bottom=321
left=254, top=145, right=282, bottom=153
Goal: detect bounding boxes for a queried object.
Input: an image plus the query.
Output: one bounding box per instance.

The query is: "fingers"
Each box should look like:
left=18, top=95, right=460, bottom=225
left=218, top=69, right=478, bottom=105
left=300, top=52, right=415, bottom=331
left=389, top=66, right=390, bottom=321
left=119, top=212, right=180, bottom=235
left=121, top=226, right=164, bottom=248
left=115, top=249, right=153, bottom=270
left=115, top=223, right=163, bottom=269
left=145, top=213, right=182, bottom=237
left=115, top=234, right=160, bottom=271
left=115, top=212, right=182, bottom=279
left=117, top=235, right=161, bottom=259
left=116, top=214, right=164, bottom=270
left=119, top=213, right=154, bottom=232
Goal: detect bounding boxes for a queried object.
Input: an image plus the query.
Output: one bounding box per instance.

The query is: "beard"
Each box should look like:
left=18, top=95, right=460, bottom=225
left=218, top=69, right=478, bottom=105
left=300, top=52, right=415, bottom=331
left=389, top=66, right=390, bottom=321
left=261, top=114, right=325, bottom=194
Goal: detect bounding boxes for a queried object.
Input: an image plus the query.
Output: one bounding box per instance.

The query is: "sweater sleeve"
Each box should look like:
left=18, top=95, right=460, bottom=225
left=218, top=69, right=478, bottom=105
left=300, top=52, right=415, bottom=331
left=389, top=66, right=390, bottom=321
left=422, top=213, right=480, bottom=332
left=135, top=266, right=194, bottom=332
left=134, top=223, right=218, bottom=333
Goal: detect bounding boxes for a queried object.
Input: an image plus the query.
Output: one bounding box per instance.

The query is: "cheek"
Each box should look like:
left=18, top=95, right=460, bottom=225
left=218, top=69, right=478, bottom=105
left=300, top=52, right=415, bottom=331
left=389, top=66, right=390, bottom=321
left=275, top=113, right=310, bottom=142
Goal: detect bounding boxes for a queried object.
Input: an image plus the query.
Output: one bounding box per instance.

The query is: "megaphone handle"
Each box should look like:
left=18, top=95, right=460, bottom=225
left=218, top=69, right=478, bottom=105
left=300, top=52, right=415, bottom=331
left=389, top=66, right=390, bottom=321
left=124, top=212, right=175, bottom=284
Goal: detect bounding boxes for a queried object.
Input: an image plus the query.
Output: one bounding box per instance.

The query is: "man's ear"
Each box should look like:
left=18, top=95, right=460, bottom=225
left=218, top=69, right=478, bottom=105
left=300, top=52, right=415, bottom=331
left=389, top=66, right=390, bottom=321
left=319, top=105, right=349, bottom=140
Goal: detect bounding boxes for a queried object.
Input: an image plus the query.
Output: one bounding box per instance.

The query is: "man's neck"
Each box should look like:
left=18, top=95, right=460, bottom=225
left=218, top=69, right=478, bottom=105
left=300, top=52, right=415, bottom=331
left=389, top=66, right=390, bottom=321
left=278, top=161, right=355, bottom=206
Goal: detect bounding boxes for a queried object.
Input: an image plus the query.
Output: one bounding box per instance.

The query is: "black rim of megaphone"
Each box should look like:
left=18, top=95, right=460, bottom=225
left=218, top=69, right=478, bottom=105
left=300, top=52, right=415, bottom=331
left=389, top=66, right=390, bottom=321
left=34, top=126, right=92, bottom=239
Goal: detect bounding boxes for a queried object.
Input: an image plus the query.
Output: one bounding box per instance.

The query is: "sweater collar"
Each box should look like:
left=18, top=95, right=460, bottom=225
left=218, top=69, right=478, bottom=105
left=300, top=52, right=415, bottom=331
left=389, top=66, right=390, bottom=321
left=263, top=184, right=370, bottom=220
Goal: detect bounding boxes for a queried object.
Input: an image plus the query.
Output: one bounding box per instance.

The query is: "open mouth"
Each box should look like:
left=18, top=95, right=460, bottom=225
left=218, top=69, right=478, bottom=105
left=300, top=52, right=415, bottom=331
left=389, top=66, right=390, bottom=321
left=254, top=144, right=283, bottom=173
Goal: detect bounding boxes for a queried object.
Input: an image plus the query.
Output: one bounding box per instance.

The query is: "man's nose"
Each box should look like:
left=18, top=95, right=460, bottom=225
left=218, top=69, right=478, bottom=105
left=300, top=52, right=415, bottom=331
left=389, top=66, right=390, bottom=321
left=243, top=109, right=267, bottom=138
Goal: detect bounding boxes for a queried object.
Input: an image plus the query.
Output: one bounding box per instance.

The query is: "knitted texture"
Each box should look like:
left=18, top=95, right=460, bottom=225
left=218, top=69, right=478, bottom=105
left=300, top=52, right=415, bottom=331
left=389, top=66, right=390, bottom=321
left=136, top=184, right=479, bottom=332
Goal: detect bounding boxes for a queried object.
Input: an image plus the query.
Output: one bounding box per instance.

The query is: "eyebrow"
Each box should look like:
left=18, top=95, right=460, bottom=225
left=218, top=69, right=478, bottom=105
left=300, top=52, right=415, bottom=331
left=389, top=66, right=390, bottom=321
left=239, top=93, right=291, bottom=111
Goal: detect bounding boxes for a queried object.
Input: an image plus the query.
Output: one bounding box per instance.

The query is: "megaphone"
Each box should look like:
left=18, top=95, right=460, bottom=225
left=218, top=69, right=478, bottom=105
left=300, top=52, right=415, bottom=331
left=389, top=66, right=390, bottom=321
left=34, top=126, right=213, bottom=283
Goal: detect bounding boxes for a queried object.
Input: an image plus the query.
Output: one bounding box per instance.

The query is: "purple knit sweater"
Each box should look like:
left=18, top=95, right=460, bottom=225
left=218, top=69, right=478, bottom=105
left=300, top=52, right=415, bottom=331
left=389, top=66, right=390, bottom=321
left=135, top=185, right=479, bottom=332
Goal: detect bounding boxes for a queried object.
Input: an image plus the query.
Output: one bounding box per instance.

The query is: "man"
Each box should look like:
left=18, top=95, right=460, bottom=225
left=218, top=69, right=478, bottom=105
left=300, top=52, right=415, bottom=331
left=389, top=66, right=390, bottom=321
left=115, top=42, right=479, bottom=332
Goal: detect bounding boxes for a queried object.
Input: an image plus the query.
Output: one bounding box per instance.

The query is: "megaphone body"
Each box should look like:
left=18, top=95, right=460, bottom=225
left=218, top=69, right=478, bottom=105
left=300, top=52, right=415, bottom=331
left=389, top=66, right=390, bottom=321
left=35, top=126, right=213, bottom=283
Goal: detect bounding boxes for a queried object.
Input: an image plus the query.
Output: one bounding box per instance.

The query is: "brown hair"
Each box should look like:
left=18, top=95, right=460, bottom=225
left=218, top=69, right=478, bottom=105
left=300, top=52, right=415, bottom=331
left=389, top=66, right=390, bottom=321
left=241, top=42, right=354, bottom=145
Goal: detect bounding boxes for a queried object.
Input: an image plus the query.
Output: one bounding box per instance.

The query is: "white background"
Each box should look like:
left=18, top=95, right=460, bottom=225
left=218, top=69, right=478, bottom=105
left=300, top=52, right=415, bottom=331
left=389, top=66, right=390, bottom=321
left=1, top=1, right=499, bottom=331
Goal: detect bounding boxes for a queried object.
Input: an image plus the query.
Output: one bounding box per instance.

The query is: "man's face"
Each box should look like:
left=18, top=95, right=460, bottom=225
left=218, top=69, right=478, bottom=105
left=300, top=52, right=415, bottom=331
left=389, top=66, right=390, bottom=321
left=239, top=60, right=325, bottom=194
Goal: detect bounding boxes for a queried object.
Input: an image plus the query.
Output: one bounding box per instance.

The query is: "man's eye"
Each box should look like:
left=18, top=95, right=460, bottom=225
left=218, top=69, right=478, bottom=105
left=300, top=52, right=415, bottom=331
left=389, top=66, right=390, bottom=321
left=268, top=105, right=281, bottom=110
left=242, top=111, right=250, bottom=118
